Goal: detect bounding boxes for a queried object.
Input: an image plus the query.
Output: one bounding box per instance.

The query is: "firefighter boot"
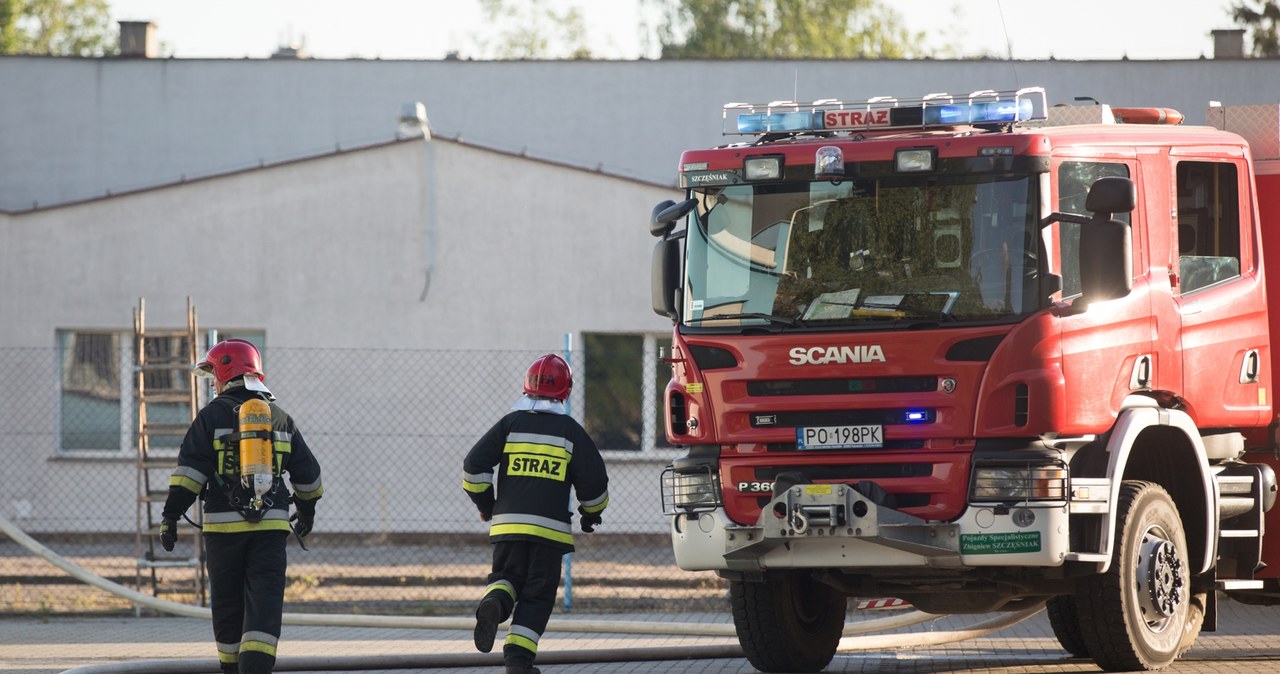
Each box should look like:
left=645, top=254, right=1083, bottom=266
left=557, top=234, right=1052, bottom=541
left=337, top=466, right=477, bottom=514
left=504, top=666, right=541, bottom=674
left=473, top=595, right=503, bottom=653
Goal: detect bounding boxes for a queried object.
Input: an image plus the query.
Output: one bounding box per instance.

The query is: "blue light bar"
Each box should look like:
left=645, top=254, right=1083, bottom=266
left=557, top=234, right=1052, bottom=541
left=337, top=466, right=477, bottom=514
left=737, top=111, right=822, bottom=134
left=922, top=98, right=1034, bottom=126
left=905, top=410, right=928, bottom=423
left=722, top=87, right=1048, bottom=136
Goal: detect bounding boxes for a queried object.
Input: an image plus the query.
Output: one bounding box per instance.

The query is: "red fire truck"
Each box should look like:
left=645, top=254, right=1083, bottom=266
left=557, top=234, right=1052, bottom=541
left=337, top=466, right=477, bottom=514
left=650, top=87, right=1280, bottom=672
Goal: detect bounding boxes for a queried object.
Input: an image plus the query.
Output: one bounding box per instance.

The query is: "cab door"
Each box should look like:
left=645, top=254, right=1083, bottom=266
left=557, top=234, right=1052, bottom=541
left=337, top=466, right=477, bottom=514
left=1170, top=152, right=1269, bottom=428
left=1052, top=156, right=1160, bottom=433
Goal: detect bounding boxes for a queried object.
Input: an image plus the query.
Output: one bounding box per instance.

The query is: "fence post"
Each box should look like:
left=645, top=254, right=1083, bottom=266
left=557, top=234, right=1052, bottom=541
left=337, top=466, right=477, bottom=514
left=563, top=332, right=573, bottom=613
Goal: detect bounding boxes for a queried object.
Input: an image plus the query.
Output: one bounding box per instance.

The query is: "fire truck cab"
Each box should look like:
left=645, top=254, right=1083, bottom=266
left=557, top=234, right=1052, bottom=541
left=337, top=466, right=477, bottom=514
left=651, top=87, right=1280, bottom=672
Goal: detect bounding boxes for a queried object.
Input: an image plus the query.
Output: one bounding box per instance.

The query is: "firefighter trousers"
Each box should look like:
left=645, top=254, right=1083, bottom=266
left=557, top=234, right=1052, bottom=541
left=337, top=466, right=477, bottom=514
left=480, top=540, right=565, bottom=668
left=205, top=529, right=289, bottom=674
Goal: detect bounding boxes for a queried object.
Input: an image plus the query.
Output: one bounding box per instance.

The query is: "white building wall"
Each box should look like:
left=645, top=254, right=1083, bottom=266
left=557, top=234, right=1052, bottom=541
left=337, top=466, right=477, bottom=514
left=1, top=138, right=675, bottom=349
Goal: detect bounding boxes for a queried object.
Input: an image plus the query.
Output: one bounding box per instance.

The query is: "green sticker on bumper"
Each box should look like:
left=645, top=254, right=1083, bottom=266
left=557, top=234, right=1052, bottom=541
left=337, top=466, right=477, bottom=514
left=960, top=531, right=1041, bottom=554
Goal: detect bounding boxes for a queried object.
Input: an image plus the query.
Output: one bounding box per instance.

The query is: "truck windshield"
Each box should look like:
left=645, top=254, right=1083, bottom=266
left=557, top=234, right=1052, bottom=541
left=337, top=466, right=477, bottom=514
left=682, top=174, right=1040, bottom=329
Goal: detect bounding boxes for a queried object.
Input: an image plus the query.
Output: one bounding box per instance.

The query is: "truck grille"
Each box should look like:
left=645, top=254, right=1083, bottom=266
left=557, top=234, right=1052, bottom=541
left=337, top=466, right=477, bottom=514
left=747, top=376, right=937, bottom=396
left=749, top=409, right=936, bottom=427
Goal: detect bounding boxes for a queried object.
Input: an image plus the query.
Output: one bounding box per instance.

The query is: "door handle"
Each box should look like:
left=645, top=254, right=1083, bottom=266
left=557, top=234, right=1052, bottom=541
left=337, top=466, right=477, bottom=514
left=1240, top=349, right=1261, bottom=384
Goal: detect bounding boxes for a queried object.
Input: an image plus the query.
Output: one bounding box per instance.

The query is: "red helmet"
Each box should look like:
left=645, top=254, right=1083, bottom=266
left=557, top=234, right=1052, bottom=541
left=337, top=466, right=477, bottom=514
left=194, top=339, right=264, bottom=384
left=523, top=354, right=572, bottom=400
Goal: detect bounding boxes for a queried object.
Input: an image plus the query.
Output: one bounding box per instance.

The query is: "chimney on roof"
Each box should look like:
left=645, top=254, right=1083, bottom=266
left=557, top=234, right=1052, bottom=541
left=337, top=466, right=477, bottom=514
left=1212, top=28, right=1246, bottom=59
left=118, top=21, right=157, bottom=58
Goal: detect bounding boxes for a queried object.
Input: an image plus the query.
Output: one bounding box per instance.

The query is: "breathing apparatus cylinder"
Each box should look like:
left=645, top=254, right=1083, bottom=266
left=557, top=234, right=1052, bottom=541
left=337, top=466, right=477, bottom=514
left=237, top=398, right=274, bottom=510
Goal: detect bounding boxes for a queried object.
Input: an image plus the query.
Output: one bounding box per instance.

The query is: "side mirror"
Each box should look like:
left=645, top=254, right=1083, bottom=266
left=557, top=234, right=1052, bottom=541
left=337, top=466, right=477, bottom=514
left=1043, top=176, right=1136, bottom=305
left=1079, top=177, right=1135, bottom=303
left=651, top=238, right=681, bottom=319
left=1079, top=217, right=1132, bottom=303
left=651, top=198, right=697, bottom=237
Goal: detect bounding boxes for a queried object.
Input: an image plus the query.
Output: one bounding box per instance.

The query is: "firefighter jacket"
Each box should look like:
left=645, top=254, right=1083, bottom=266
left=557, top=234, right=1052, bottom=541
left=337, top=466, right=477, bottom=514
left=462, top=408, right=609, bottom=552
left=163, top=383, right=324, bottom=534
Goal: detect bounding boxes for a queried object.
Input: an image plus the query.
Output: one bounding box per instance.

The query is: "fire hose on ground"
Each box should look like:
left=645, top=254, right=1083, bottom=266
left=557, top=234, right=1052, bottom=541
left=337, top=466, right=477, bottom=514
left=0, top=512, right=1043, bottom=672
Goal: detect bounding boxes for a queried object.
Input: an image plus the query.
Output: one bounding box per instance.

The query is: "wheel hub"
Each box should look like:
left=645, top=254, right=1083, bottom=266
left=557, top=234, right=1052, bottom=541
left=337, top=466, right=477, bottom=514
left=1136, top=528, right=1184, bottom=627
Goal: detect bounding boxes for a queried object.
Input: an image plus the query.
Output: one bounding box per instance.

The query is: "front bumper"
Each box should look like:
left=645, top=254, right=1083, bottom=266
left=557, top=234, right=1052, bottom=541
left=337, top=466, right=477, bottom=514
left=670, top=482, right=1069, bottom=572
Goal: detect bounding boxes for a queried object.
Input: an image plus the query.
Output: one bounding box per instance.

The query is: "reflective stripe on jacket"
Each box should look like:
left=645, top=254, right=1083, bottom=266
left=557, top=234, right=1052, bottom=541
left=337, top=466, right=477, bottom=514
left=462, top=409, right=608, bottom=552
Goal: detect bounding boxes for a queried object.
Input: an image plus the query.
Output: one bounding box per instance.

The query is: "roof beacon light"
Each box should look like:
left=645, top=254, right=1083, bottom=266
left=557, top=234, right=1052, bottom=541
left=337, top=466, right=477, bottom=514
left=723, top=87, right=1047, bottom=136
left=923, top=97, right=1034, bottom=126
left=736, top=110, right=818, bottom=134
left=815, top=146, right=844, bottom=179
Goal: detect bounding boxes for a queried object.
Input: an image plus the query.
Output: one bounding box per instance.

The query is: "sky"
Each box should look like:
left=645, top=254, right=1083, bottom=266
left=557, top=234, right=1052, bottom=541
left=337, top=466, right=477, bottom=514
left=107, top=0, right=1245, bottom=62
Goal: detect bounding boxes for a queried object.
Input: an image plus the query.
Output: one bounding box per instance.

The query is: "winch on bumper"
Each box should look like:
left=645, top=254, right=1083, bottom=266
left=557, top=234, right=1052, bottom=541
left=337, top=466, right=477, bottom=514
left=667, top=478, right=1070, bottom=572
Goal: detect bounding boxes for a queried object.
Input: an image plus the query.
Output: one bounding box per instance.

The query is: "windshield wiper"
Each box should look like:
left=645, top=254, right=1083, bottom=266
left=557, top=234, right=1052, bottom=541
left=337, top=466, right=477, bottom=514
left=688, top=312, right=799, bottom=327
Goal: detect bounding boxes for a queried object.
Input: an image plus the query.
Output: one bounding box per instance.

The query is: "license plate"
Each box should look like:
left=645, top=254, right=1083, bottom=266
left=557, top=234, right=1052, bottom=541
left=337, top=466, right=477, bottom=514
left=796, top=424, right=883, bottom=450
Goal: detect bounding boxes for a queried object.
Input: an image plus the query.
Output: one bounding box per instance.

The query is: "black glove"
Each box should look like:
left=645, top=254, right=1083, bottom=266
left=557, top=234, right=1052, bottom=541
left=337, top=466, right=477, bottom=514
left=577, top=506, right=602, bottom=533
left=159, top=517, right=178, bottom=552
left=291, top=497, right=316, bottom=538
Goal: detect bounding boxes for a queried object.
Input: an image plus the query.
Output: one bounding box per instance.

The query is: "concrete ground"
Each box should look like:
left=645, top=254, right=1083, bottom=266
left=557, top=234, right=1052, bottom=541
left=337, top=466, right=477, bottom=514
left=7, top=600, right=1280, bottom=674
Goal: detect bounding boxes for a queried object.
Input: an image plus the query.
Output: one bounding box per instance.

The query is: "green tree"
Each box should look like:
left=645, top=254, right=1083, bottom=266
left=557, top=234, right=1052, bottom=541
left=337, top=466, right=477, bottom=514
left=1232, top=0, right=1280, bottom=57
left=0, top=0, right=114, bottom=56
left=476, top=0, right=591, bottom=59
left=650, top=0, right=925, bottom=59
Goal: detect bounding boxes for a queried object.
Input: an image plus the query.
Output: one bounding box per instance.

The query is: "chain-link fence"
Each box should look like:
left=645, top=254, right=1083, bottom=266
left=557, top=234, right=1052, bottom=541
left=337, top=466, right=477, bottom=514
left=0, top=343, right=727, bottom=616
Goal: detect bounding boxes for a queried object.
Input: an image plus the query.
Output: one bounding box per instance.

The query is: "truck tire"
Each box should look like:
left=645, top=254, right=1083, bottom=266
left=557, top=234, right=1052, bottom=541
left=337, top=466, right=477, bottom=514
left=729, top=571, right=845, bottom=672
left=1045, top=595, right=1089, bottom=658
left=1074, top=481, right=1200, bottom=671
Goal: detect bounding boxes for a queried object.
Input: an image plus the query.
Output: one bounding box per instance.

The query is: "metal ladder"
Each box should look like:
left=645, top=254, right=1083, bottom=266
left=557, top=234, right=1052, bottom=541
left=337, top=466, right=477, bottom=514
left=133, top=297, right=208, bottom=609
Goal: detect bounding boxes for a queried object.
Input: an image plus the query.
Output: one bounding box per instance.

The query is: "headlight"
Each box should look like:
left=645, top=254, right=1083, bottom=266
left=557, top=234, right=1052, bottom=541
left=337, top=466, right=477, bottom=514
left=895, top=147, right=936, bottom=173
left=662, top=465, right=722, bottom=513
left=971, top=464, right=1067, bottom=501
left=744, top=156, right=782, bottom=180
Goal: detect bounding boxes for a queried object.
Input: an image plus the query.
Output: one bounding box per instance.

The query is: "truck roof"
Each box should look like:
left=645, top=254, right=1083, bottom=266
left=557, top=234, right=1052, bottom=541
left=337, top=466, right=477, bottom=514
left=700, top=87, right=1269, bottom=165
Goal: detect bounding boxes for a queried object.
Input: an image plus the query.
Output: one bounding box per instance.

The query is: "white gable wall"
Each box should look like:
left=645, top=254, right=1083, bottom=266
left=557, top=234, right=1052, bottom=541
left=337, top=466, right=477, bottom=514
left=1, top=138, right=675, bottom=349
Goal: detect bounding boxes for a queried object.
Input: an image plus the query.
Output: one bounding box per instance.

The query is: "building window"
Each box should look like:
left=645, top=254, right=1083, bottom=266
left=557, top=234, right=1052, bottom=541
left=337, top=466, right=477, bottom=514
left=58, top=331, right=124, bottom=451
left=56, top=328, right=265, bottom=454
left=581, top=332, right=674, bottom=452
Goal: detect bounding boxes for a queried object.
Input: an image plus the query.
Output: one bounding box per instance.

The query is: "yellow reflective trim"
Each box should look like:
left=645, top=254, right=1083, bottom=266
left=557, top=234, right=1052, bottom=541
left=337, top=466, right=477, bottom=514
left=273, top=440, right=291, bottom=454
left=506, top=454, right=567, bottom=481
left=240, top=640, right=277, bottom=656
left=503, top=442, right=571, bottom=461
left=218, top=652, right=238, bottom=664
left=489, top=523, right=573, bottom=546
left=505, top=633, right=539, bottom=653
left=293, top=485, right=324, bottom=500
left=485, top=581, right=516, bottom=600
left=169, top=476, right=202, bottom=495
left=204, top=520, right=292, bottom=534
left=463, top=480, right=491, bottom=494
left=580, top=496, right=609, bottom=514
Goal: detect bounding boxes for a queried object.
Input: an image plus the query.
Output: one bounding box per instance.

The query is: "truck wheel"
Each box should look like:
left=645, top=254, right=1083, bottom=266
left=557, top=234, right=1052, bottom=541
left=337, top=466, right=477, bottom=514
left=1045, top=595, right=1089, bottom=658
left=1074, top=481, right=1198, bottom=671
left=729, top=571, right=845, bottom=672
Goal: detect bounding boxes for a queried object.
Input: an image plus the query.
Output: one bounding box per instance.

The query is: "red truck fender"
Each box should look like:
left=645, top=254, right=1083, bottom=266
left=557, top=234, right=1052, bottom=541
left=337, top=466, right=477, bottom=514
left=1093, top=395, right=1218, bottom=576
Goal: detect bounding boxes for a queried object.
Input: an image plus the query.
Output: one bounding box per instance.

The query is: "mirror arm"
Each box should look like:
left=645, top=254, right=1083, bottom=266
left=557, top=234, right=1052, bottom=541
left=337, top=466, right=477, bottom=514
left=1041, top=211, right=1092, bottom=228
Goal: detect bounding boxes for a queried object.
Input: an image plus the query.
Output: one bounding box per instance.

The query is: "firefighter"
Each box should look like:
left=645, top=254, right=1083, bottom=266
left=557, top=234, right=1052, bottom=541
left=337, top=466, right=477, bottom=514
left=159, top=338, right=323, bottom=674
left=462, top=353, right=609, bottom=674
